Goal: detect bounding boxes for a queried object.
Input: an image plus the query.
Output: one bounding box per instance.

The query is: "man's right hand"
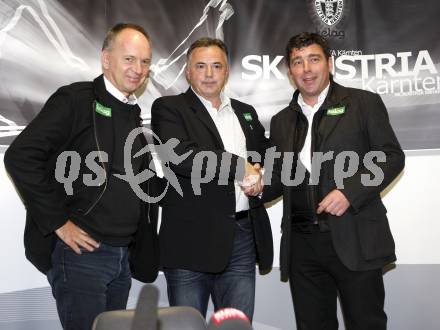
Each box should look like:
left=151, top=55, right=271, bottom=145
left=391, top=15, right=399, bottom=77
left=55, top=220, right=100, bottom=254
left=241, top=162, right=264, bottom=196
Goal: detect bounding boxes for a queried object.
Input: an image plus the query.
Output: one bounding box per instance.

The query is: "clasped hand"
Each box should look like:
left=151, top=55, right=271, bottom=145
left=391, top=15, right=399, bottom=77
left=240, top=162, right=264, bottom=196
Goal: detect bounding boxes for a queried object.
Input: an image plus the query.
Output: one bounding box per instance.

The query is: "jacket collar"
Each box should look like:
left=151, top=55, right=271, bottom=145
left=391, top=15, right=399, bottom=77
left=317, top=78, right=351, bottom=149
left=92, top=74, right=115, bottom=171
left=183, top=87, right=224, bottom=148
left=286, top=77, right=351, bottom=150
left=182, top=88, right=260, bottom=151
left=321, top=77, right=351, bottom=109
left=103, top=75, right=138, bottom=105
left=230, top=99, right=256, bottom=151
left=91, top=75, right=148, bottom=174
left=288, top=76, right=350, bottom=111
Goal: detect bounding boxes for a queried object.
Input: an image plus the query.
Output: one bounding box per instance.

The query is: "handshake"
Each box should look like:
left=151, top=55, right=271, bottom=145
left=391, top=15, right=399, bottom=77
left=239, top=162, right=264, bottom=197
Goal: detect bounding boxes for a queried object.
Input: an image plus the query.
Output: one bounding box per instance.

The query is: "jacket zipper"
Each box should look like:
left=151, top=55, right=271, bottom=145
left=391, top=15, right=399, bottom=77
left=83, top=101, right=108, bottom=215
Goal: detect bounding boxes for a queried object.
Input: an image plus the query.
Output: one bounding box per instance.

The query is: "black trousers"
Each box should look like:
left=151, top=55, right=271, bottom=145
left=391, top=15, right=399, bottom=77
left=289, top=228, right=387, bottom=330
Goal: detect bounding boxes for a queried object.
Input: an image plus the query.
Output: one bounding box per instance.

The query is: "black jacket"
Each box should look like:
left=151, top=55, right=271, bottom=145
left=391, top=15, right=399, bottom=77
left=151, top=88, right=273, bottom=273
left=264, top=80, right=405, bottom=281
left=4, top=75, right=159, bottom=282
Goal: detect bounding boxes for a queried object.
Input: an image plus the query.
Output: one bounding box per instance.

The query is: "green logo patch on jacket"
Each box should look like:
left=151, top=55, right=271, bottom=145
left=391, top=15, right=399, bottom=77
left=243, top=113, right=253, bottom=121
left=326, top=106, right=345, bottom=116
left=95, top=101, right=112, bottom=117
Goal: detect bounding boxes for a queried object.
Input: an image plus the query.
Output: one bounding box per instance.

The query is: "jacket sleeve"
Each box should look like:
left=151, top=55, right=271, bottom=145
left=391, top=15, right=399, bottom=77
left=241, top=104, right=270, bottom=209
left=339, top=92, right=405, bottom=212
left=261, top=116, right=284, bottom=203
left=4, top=87, right=75, bottom=235
left=151, top=97, right=245, bottom=182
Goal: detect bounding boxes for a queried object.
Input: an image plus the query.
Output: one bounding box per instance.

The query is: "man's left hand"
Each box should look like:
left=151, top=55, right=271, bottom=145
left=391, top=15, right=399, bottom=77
left=316, top=190, right=350, bottom=216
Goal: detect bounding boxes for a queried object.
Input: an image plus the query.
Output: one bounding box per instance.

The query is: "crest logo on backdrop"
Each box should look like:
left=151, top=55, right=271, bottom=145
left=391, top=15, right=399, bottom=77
left=315, top=0, right=344, bottom=26
left=308, top=0, right=349, bottom=40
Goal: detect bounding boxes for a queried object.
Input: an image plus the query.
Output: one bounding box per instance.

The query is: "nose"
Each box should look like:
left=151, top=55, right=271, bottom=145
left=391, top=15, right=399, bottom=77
left=303, top=60, right=310, bottom=72
left=206, top=65, right=213, bottom=77
left=132, top=61, right=142, bottom=75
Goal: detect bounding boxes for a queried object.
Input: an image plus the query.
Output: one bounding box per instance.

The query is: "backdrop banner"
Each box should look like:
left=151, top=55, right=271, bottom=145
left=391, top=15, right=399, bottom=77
left=1, top=1, right=439, bottom=330
left=1, top=0, right=439, bottom=151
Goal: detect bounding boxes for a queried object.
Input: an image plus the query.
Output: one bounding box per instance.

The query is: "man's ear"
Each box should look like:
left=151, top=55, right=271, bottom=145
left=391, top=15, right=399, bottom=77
left=185, top=65, right=190, bottom=83
left=225, top=65, right=230, bottom=83
left=101, top=50, right=110, bottom=70
left=328, top=56, right=334, bottom=74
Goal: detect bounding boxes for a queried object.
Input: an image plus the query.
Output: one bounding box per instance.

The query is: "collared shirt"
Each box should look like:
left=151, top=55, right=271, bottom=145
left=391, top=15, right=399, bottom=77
left=297, top=84, right=330, bottom=173
left=192, top=88, right=249, bottom=212
left=103, top=76, right=138, bottom=105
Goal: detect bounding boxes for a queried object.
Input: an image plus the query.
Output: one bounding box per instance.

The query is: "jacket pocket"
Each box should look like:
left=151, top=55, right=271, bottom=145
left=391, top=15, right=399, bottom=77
left=356, top=208, right=395, bottom=260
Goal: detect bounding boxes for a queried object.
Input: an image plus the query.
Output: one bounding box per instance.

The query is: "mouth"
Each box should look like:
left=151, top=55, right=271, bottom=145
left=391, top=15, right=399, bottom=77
left=202, top=81, right=216, bottom=86
left=302, top=76, right=316, bottom=86
left=127, top=76, right=142, bottom=84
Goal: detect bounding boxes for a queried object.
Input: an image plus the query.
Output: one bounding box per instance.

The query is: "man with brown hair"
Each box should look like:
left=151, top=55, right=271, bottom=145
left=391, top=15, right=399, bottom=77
left=263, top=32, right=405, bottom=330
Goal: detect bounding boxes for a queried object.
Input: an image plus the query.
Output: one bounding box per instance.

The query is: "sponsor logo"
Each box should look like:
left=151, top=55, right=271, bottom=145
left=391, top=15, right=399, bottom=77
left=95, top=101, right=112, bottom=117
left=326, top=106, right=345, bottom=116
left=243, top=113, right=253, bottom=121
left=333, top=50, right=440, bottom=97
left=240, top=49, right=440, bottom=98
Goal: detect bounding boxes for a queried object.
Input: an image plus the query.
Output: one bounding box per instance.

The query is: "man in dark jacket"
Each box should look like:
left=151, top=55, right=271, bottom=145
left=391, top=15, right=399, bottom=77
left=151, top=38, right=273, bottom=321
left=263, top=32, right=405, bottom=330
left=4, top=23, right=159, bottom=330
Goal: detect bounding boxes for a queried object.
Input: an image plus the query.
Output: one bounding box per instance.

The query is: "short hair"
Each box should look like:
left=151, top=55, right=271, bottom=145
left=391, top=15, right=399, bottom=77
left=102, top=23, right=150, bottom=51
left=285, top=32, right=331, bottom=65
left=186, top=37, right=229, bottom=62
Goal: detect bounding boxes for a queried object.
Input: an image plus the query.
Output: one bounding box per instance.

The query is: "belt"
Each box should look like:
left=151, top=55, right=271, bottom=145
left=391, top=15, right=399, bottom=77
left=291, top=220, right=330, bottom=233
left=235, top=210, right=249, bottom=220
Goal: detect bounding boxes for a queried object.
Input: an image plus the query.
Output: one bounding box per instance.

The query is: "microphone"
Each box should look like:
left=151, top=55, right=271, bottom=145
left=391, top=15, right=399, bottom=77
left=207, top=308, right=253, bottom=330
left=131, top=284, right=159, bottom=330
